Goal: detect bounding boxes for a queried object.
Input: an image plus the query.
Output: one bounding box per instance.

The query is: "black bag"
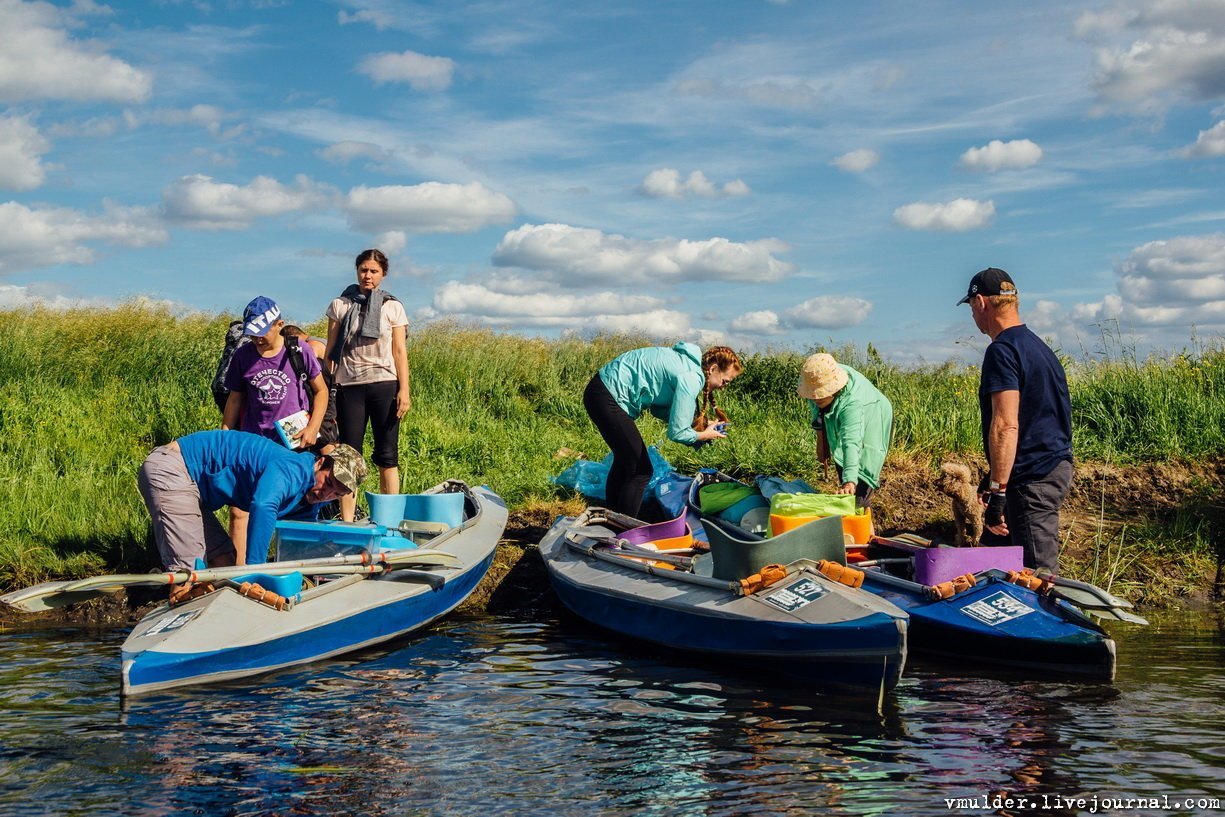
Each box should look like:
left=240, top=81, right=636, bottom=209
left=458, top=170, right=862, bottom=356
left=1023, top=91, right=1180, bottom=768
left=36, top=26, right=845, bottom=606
left=210, top=320, right=248, bottom=413
left=284, top=335, right=339, bottom=451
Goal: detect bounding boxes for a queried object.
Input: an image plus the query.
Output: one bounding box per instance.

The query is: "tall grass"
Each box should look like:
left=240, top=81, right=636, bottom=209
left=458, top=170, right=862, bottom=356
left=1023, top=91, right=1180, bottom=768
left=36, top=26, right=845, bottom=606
left=0, top=305, right=1221, bottom=585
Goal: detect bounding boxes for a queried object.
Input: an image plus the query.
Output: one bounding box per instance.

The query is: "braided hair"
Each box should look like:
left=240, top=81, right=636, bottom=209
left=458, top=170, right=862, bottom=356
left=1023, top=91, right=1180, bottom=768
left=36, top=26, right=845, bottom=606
left=693, top=346, right=742, bottom=431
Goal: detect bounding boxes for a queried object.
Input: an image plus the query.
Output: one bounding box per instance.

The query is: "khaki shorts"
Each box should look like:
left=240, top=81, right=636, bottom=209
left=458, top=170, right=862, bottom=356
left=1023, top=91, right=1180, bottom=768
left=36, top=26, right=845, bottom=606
left=137, top=444, right=236, bottom=570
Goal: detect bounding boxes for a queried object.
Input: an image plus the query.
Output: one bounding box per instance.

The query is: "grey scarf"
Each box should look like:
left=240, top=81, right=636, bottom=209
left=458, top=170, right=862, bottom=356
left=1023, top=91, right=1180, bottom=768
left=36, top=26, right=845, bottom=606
left=329, top=284, right=397, bottom=364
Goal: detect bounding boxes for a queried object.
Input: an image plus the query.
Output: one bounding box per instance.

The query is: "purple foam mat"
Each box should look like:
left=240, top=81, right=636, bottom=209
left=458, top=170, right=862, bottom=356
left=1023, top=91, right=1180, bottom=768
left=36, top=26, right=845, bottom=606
left=913, top=545, right=1024, bottom=586
left=620, top=512, right=690, bottom=545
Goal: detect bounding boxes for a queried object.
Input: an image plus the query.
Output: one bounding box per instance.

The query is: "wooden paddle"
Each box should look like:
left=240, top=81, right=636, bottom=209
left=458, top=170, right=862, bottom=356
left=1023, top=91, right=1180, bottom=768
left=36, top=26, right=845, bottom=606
left=0, top=548, right=460, bottom=614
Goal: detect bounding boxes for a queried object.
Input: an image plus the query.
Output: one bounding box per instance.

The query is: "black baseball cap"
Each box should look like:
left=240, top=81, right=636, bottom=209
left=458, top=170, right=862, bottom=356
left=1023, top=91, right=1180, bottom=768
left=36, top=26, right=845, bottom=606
left=957, top=267, right=1017, bottom=305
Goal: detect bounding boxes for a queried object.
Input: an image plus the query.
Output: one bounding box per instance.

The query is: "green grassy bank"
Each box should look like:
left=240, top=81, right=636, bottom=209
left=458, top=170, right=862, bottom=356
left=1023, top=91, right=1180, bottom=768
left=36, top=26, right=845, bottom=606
left=0, top=305, right=1221, bottom=596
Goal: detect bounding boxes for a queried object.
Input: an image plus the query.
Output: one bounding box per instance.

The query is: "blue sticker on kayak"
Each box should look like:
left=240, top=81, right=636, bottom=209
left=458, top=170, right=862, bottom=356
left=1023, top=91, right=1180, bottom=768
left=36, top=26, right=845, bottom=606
left=960, top=590, right=1036, bottom=626
left=762, top=577, right=827, bottom=612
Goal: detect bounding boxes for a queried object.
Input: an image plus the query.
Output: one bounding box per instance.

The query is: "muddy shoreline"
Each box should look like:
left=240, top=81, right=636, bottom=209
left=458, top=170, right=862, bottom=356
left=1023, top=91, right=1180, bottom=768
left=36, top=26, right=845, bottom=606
left=3, top=456, right=1221, bottom=630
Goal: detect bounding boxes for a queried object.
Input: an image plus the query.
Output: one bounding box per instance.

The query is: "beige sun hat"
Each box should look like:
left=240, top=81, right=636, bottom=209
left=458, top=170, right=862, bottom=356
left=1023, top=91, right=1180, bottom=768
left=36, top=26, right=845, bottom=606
left=797, top=353, right=849, bottom=401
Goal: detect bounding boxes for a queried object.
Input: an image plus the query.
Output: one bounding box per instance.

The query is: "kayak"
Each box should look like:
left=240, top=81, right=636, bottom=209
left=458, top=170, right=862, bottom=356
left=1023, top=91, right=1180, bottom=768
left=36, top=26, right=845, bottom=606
left=539, top=507, right=909, bottom=695
left=120, top=481, right=507, bottom=696
left=851, top=534, right=1120, bottom=679
left=687, top=470, right=1126, bottom=681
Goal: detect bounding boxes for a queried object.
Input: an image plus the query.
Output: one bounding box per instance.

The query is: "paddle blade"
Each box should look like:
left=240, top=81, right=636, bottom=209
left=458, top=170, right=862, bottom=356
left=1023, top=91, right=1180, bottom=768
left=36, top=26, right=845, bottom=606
left=1084, top=606, right=1150, bottom=625
left=1, top=582, right=124, bottom=614
left=62, top=573, right=177, bottom=593
left=565, top=524, right=618, bottom=542
left=1045, top=574, right=1134, bottom=608
left=1049, top=582, right=1134, bottom=611
left=380, top=549, right=462, bottom=568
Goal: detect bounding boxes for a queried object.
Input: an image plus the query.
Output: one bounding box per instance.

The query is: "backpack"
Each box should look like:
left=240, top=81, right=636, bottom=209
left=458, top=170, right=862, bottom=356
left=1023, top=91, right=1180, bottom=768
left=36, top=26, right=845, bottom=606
left=283, top=334, right=308, bottom=387
left=284, top=335, right=339, bottom=450
left=211, top=320, right=248, bottom=412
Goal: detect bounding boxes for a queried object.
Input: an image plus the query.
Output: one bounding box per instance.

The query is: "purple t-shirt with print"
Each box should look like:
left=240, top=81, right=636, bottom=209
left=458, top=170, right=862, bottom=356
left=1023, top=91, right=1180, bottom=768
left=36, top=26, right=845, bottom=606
left=224, top=342, right=322, bottom=440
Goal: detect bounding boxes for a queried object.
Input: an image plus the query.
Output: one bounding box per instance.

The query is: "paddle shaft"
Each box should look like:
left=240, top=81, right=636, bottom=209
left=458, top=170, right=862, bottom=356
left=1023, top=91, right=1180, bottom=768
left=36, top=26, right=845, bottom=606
left=61, top=549, right=456, bottom=592
left=564, top=532, right=695, bottom=567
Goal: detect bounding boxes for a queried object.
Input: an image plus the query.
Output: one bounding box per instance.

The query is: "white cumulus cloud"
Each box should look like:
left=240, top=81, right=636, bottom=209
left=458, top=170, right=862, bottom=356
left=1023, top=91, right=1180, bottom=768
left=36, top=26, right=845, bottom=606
left=639, top=168, right=751, bottom=199
left=0, top=282, right=83, bottom=310
left=492, top=223, right=792, bottom=287
left=0, top=115, right=50, bottom=190
left=357, top=50, right=455, bottom=91
left=730, top=296, right=873, bottom=335
left=433, top=281, right=665, bottom=321
left=783, top=295, right=873, bottom=329
left=430, top=280, right=707, bottom=340
left=0, top=0, right=152, bottom=103
left=960, top=139, right=1043, bottom=171
left=343, top=182, right=516, bottom=235
left=161, top=174, right=329, bottom=230
left=831, top=149, right=879, bottom=173
left=729, top=309, right=785, bottom=335
left=1181, top=120, right=1225, bottom=157
left=1074, top=232, right=1225, bottom=329
left=0, top=201, right=166, bottom=274
left=893, top=198, right=995, bottom=231
left=1076, top=1, right=1225, bottom=109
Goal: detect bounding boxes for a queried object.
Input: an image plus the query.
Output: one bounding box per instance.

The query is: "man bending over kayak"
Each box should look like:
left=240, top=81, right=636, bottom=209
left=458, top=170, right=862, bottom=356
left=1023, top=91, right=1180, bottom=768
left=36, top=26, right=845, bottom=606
left=138, top=430, right=367, bottom=570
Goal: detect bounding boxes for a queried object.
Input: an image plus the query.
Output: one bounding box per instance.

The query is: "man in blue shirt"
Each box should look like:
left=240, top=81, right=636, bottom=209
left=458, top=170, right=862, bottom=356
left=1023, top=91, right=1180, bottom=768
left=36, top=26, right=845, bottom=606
left=137, top=430, right=367, bottom=569
left=958, top=268, right=1073, bottom=573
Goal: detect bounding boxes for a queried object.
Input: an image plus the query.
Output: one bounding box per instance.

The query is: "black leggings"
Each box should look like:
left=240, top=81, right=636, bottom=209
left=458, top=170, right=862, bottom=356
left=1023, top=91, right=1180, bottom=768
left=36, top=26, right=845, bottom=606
left=583, top=374, right=652, bottom=517
left=335, top=380, right=400, bottom=468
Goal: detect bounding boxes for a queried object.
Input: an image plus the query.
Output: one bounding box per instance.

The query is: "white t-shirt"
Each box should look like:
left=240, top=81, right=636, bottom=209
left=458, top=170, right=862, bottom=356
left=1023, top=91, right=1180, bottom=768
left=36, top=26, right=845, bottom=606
left=325, top=296, right=409, bottom=386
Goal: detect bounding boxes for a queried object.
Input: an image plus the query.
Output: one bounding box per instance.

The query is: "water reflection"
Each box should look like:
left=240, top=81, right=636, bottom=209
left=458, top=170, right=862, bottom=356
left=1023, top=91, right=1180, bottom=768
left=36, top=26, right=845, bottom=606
left=0, top=611, right=1222, bottom=816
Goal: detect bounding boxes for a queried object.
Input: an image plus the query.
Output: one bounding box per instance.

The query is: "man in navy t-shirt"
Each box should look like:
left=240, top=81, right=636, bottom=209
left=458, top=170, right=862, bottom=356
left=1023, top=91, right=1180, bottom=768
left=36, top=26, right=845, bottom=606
left=958, top=268, right=1073, bottom=572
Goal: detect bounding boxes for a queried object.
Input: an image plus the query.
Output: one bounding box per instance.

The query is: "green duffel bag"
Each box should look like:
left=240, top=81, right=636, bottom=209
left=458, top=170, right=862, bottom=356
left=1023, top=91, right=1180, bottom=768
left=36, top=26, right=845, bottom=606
left=698, top=482, right=758, bottom=514
left=768, top=492, right=860, bottom=518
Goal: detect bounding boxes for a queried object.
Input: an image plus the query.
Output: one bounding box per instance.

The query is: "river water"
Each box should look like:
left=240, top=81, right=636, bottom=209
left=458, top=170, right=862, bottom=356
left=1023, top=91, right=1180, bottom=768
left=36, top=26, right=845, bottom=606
left=0, top=604, right=1221, bottom=816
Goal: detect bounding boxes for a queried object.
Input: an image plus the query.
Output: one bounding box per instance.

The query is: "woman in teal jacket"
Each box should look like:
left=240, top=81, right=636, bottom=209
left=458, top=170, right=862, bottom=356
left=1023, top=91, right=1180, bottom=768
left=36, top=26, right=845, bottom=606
left=584, top=343, right=742, bottom=516
left=797, top=353, right=893, bottom=507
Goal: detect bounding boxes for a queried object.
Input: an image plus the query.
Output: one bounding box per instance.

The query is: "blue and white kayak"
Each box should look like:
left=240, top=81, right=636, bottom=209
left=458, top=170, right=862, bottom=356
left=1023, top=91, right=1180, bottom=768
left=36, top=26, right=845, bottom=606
left=539, top=507, right=909, bottom=695
left=121, top=481, right=506, bottom=696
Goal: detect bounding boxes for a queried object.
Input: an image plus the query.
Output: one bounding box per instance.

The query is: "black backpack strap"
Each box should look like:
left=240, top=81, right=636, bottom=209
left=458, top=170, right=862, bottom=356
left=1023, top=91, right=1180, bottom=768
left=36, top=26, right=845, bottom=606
left=284, top=335, right=308, bottom=385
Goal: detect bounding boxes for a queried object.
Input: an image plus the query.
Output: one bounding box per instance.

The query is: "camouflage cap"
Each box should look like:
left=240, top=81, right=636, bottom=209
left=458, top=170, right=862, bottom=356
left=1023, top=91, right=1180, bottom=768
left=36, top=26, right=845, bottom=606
left=326, top=444, right=367, bottom=495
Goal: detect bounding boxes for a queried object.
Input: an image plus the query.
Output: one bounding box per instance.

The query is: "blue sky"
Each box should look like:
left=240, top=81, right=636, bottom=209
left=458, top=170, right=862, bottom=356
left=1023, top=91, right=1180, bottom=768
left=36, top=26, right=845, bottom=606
left=1, top=0, right=1223, bottom=363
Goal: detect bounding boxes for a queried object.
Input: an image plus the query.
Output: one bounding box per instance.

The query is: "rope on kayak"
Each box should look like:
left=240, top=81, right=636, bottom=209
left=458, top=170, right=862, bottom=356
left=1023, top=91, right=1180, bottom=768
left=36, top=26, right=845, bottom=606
left=1005, top=569, right=1053, bottom=594
left=169, top=581, right=216, bottom=605
left=926, top=572, right=978, bottom=600
left=739, top=564, right=788, bottom=594
left=236, top=581, right=293, bottom=611
left=814, top=560, right=865, bottom=588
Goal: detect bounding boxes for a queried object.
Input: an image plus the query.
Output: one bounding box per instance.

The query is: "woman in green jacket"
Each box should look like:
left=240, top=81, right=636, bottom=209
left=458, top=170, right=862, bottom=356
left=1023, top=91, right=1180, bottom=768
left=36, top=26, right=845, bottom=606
left=584, top=343, right=742, bottom=516
left=797, top=353, right=893, bottom=507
